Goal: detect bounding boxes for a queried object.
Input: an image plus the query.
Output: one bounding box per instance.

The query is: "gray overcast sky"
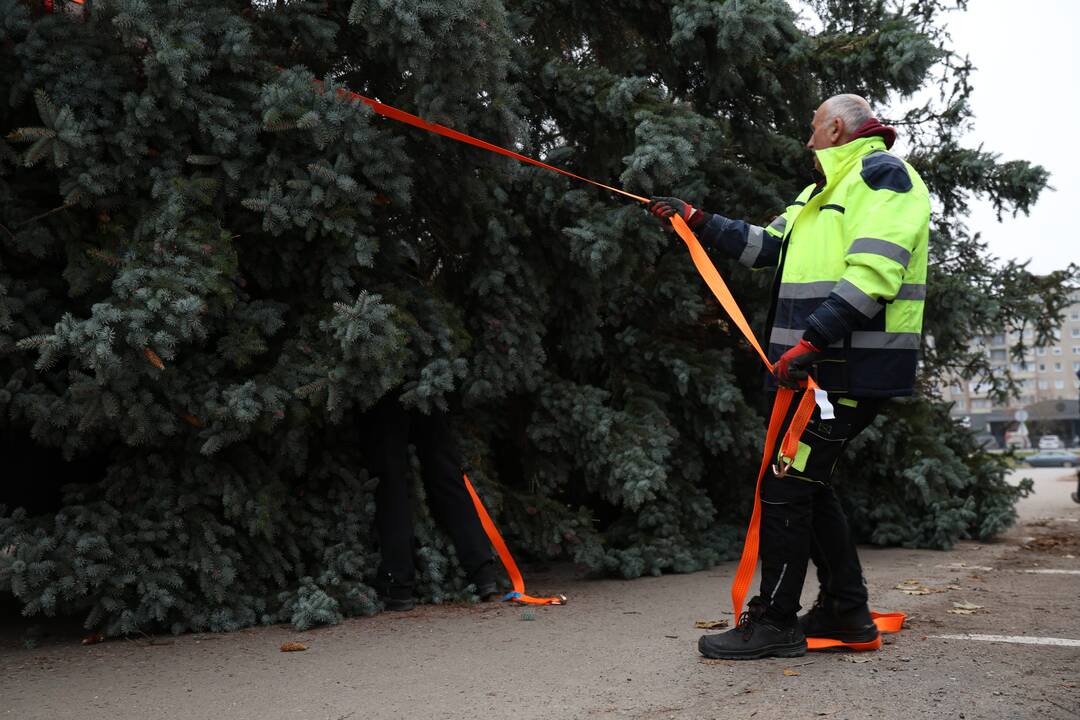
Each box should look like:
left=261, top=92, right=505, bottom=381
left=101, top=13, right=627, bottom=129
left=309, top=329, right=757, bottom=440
left=944, top=0, right=1079, bottom=274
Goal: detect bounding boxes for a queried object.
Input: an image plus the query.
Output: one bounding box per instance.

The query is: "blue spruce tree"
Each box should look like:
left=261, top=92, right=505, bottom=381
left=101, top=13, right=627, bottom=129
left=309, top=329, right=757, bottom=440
left=1, top=0, right=1075, bottom=635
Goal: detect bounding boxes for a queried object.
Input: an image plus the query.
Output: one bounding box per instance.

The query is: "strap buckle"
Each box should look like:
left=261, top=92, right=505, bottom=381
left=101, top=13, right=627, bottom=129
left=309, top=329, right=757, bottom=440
left=772, top=456, right=794, bottom=478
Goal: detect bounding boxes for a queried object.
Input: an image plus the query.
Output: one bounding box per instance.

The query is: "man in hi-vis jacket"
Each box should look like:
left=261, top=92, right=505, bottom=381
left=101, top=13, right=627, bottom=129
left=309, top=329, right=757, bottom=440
left=649, top=94, right=930, bottom=660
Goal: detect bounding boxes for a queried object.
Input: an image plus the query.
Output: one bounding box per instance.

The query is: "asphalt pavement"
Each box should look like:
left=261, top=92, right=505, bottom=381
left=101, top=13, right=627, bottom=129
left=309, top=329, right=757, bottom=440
left=2, top=466, right=1078, bottom=720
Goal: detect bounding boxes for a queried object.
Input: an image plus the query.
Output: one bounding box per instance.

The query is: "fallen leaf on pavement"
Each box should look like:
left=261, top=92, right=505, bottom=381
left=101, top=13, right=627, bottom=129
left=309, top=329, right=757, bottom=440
left=280, top=641, right=307, bottom=652
left=894, top=579, right=939, bottom=595
left=840, top=655, right=872, bottom=663
left=947, top=602, right=984, bottom=615
left=894, top=578, right=946, bottom=595
left=783, top=668, right=800, bottom=676
left=81, top=633, right=105, bottom=646
left=694, top=619, right=729, bottom=629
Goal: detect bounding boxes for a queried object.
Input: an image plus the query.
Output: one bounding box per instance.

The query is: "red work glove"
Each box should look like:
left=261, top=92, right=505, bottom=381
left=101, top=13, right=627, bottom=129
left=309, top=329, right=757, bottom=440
left=774, top=339, right=824, bottom=388
left=647, top=197, right=706, bottom=229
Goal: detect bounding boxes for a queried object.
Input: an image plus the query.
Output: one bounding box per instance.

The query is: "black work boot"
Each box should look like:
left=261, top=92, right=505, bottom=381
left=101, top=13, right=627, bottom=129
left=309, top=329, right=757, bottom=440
left=798, top=595, right=879, bottom=644
left=374, top=572, right=416, bottom=611
left=698, top=598, right=807, bottom=660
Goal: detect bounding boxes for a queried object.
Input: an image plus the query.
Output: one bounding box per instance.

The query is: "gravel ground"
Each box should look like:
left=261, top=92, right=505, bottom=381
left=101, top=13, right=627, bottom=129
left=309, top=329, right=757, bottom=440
left=2, top=467, right=1078, bottom=720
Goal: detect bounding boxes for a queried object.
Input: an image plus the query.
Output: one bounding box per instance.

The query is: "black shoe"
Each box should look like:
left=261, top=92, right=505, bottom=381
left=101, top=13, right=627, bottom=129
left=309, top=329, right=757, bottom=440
left=798, top=596, right=879, bottom=644
left=374, top=572, right=416, bottom=612
left=467, top=559, right=501, bottom=601
left=698, top=599, right=807, bottom=660
left=1071, top=491, right=1080, bottom=505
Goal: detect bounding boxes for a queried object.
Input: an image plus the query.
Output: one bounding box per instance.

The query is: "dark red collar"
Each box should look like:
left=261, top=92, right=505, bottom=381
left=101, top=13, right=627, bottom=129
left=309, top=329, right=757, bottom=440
left=847, top=117, right=897, bottom=149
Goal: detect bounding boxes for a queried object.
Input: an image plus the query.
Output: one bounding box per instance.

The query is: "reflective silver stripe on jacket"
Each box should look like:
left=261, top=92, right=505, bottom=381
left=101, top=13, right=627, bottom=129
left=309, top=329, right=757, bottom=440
left=894, top=283, right=926, bottom=300
left=777, top=281, right=927, bottom=303
left=739, top=225, right=765, bottom=267
left=847, top=237, right=912, bottom=268
left=851, top=331, right=921, bottom=350
left=767, top=215, right=787, bottom=235
left=768, top=327, right=922, bottom=350
left=777, top=281, right=835, bottom=299
left=833, top=278, right=882, bottom=319
left=769, top=327, right=831, bottom=348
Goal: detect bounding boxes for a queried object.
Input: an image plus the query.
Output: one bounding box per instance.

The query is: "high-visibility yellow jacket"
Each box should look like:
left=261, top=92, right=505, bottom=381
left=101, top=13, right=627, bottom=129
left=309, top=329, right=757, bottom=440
left=698, top=135, right=930, bottom=397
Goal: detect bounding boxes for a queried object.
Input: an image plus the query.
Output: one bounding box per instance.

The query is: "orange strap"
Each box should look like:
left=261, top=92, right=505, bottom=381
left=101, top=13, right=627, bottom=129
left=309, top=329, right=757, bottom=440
left=669, top=215, right=772, bottom=369
left=462, top=474, right=565, bottom=606
left=335, top=88, right=904, bottom=641
left=338, top=89, right=647, bottom=205
left=807, top=612, right=907, bottom=651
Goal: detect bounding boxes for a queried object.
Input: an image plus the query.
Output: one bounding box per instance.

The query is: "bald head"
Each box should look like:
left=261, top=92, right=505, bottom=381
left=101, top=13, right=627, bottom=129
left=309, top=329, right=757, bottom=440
left=806, top=94, right=874, bottom=170
left=820, top=94, right=873, bottom=135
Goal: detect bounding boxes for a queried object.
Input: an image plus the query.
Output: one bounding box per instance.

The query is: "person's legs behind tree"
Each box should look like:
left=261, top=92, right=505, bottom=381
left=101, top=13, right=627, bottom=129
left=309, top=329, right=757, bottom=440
left=699, top=393, right=878, bottom=660
left=360, top=395, right=417, bottom=611
left=412, top=406, right=499, bottom=600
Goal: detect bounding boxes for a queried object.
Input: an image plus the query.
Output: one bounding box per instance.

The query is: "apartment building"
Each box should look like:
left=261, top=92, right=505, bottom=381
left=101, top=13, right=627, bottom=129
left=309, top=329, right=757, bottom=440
left=939, top=290, right=1080, bottom=443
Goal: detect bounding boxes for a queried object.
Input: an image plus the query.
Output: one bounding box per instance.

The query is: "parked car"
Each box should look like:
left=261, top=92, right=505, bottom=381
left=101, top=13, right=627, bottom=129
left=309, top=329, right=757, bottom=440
left=1038, top=435, right=1064, bottom=450
left=1025, top=450, right=1079, bottom=468
left=1004, top=430, right=1030, bottom=450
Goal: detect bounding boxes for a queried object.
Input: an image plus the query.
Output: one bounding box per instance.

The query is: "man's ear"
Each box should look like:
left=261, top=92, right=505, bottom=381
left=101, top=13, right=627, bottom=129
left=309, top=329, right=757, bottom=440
left=831, top=116, right=845, bottom=143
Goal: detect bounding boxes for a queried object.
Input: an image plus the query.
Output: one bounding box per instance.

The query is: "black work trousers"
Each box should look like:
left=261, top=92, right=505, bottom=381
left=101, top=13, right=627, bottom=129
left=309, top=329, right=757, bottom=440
left=757, top=393, right=882, bottom=625
left=359, top=395, right=492, bottom=584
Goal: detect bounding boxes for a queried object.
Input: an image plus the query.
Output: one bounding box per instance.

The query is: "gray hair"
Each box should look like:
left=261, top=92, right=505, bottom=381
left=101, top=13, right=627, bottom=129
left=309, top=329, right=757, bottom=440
left=821, top=94, right=873, bottom=134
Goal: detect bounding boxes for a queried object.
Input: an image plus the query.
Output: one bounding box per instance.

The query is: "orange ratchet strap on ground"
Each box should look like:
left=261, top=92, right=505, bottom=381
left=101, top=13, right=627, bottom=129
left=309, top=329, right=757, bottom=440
left=806, top=612, right=906, bottom=651
left=462, top=474, right=566, bottom=606
left=338, top=87, right=905, bottom=644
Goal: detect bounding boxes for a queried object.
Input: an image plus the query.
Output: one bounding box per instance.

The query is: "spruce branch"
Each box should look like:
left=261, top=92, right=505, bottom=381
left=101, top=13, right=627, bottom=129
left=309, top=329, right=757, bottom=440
left=294, top=377, right=329, bottom=399
left=296, top=111, right=320, bottom=129
left=348, top=0, right=368, bottom=24
left=16, top=203, right=76, bottom=227
left=5, top=127, right=56, bottom=142
left=86, top=247, right=123, bottom=267
left=33, top=88, right=59, bottom=127
left=15, top=335, right=56, bottom=350
left=9, top=90, right=83, bottom=168
left=262, top=120, right=298, bottom=132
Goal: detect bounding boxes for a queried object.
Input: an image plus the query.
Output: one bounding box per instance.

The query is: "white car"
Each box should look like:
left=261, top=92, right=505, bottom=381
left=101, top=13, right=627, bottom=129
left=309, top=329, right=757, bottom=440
left=1038, top=435, right=1064, bottom=450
